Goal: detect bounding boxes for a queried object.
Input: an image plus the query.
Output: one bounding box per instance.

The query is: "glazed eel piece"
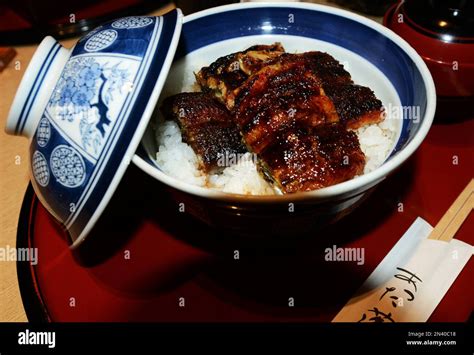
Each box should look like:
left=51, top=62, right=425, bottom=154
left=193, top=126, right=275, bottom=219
left=259, top=123, right=366, bottom=192
left=303, top=51, right=384, bottom=129
left=231, top=51, right=385, bottom=129
left=161, top=92, right=246, bottom=173
left=190, top=47, right=383, bottom=192
left=197, top=46, right=384, bottom=129
left=232, top=54, right=367, bottom=192
left=195, top=43, right=286, bottom=106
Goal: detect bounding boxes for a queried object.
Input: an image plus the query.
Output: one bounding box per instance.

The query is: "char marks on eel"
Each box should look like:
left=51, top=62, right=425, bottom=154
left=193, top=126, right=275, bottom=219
left=161, top=92, right=246, bottom=173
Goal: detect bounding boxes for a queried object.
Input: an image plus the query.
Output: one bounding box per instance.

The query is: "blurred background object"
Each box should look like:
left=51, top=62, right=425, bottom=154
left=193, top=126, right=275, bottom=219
left=174, top=0, right=238, bottom=15
left=384, top=0, right=474, bottom=121
left=0, top=0, right=169, bottom=45
left=401, top=0, right=474, bottom=39
left=331, top=0, right=396, bottom=16
left=0, top=0, right=396, bottom=46
left=240, top=0, right=300, bottom=3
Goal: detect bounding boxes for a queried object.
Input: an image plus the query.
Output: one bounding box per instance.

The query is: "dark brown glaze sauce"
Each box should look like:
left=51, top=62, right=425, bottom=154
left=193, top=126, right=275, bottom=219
left=233, top=61, right=339, bottom=155
left=323, top=84, right=384, bottom=129
left=260, top=123, right=365, bottom=193
left=161, top=93, right=246, bottom=172
left=195, top=43, right=285, bottom=105
left=231, top=55, right=367, bottom=192
left=262, top=52, right=384, bottom=129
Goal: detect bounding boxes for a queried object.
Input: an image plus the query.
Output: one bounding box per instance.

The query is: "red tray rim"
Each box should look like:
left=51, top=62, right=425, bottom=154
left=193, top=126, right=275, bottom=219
left=17, top=183, right=51, bottom=322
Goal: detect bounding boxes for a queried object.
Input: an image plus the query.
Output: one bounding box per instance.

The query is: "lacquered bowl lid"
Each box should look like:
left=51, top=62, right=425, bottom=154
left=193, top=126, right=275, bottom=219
left=401, top=0, right=474, bottom=42
left=384, top=1, right=474, bottom=98
left=5, top=9, right=183, bottom=247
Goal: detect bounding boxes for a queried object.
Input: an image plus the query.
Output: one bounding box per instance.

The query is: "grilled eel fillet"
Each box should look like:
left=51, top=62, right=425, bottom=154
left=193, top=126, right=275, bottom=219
left=294, top=51, right=384, bottom=129
left=195, top=43, right=285, bottom=106
left=198, top=47, right=384, bottom=130
left=161, top=93, right=246, bottom=173
left=259, top=123, right=366, bottom=192
left=232, top=55, right=367, bottom=192
left=193, top=48, right=383, bottom=192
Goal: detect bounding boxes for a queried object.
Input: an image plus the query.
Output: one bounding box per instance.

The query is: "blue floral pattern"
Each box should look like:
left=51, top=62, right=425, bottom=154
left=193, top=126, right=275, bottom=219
left=21, top=8, right=180, bottom=245
left=49, top=57, right=131, bottom=156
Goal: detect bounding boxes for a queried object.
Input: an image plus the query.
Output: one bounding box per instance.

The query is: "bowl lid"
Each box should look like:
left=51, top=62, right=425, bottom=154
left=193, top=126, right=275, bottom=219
left=396, top=0, right=474, bottom=42
left=5, top=9, right=183, bottom=247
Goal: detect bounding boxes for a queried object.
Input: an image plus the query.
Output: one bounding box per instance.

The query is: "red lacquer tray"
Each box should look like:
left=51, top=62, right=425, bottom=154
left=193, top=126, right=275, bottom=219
left=17, top=119, right=474, bottom=322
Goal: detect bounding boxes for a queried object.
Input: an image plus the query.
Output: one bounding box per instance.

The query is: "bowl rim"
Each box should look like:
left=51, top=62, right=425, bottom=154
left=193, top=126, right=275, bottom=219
left=132, top=1, right=437, bottom=203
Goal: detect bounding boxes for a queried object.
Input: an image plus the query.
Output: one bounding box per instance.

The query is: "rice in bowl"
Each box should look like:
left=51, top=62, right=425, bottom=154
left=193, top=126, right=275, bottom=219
left=155, top=116, right=397, bottom=195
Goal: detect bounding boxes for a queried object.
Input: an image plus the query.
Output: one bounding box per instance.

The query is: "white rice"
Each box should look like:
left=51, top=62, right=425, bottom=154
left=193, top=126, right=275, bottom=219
left=155, top=121, right=207, bottom=187
left=356, top=117, right=397, bottom=174
left=155, top=117, right=396, bottom=195
left=208, top=152, right=276, bottom=195
left=155, top=120, right=276, bottom=195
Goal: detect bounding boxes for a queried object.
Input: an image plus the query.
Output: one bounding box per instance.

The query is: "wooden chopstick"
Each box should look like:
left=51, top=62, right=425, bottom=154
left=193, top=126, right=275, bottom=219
left=428, top=179, right=474, bottom=242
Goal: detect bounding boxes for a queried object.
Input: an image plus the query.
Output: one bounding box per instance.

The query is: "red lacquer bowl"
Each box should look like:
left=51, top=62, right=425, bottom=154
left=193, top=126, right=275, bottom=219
left=384, top=1, right=474, bottom=99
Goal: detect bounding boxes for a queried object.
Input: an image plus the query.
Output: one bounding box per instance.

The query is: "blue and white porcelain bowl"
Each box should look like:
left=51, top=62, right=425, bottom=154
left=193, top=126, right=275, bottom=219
left=6, top=10, right=183, bottom=246
left=132, top=3, right=436, bottom=237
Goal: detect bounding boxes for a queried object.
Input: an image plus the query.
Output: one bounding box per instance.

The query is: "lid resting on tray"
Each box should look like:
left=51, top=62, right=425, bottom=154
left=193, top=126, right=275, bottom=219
left=5, top=9, right=183, bottom=247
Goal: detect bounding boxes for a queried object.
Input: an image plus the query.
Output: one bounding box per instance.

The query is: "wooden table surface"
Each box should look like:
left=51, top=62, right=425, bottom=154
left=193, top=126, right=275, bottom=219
left=0, top=1, right=381, bottom=322
left=0, top=41, right=55, bottom=322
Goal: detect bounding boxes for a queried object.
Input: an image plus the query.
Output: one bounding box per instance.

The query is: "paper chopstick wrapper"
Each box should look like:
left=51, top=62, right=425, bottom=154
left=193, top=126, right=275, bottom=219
left=333, top=217, right=473, bottom=322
